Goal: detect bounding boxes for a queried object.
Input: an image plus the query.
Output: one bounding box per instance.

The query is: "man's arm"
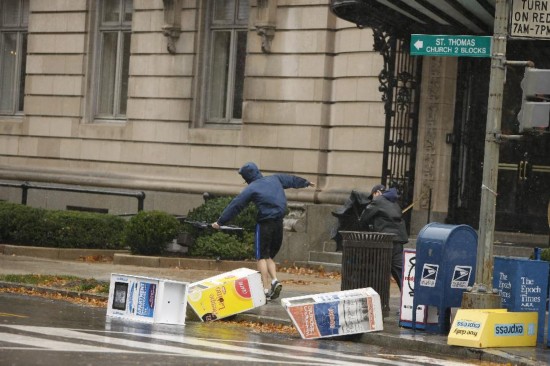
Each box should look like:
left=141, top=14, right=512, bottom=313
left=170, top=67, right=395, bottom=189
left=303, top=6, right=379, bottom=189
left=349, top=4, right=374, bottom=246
left=214, top=189, right=253, bottom=227
left=360, top=201, right=379, bottom=226
left=275, top=174, right=314, bottom=189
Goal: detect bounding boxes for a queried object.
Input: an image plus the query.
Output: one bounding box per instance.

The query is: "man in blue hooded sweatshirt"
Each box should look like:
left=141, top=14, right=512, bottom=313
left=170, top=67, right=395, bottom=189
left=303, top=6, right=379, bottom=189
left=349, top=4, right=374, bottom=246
left=212, top=162, right=315, bottom=301
left=360, top=184, right=409, bottom=292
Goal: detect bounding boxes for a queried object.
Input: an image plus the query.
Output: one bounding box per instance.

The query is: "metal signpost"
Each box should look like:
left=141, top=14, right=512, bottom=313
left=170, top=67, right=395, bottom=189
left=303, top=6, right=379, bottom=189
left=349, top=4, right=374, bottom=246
left=410, top=0, right=514, bottom=309
left=410, top=34, right=492, bottom=57
left=461, top=0, right=510, bottom=309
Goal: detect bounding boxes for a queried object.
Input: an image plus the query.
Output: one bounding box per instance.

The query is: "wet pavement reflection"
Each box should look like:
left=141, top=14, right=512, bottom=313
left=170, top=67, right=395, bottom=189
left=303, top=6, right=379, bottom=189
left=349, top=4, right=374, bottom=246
left=0, top=293, right=491, bottom=366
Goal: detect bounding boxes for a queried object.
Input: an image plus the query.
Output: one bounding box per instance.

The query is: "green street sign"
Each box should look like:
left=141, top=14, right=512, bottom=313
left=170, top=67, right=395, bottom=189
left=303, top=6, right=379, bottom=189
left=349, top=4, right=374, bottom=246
left=410, top=34, right=492, bottom=58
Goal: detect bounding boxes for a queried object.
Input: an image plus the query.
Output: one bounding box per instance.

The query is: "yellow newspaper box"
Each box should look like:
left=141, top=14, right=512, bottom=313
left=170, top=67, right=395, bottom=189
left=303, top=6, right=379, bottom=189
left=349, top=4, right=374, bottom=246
left=448, top=309, right=537, bottom=348
left=187, top=268, right=266, bottom=321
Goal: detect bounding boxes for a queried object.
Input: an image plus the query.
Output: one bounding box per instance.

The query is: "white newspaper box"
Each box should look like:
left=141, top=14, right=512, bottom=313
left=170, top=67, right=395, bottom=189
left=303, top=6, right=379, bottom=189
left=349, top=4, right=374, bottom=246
left=187, top=268, right=266, bottom=321
left=107, top=273, right=189, bottom=325
left=399, top=249, right=439, bottom=329
left=281, top=287, right=383, bottom=339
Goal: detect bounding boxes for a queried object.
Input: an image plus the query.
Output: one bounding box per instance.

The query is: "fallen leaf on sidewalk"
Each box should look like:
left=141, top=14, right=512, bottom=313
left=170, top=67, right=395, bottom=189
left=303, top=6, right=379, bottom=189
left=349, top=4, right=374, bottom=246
left=0, top=287, right=107, bottom=308
left=279, top=266, right=341, bottom=280
left=224, top=320, right=298, bottom=336
left=281, top=279, right=313, bottom=285
left=78, top=255, right=113, bottom=263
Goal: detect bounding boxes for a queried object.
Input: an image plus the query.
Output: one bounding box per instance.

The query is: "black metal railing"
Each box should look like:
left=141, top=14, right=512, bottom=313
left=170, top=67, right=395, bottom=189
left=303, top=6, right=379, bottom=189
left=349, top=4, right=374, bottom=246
left=0, top=181, right=146, bottom=212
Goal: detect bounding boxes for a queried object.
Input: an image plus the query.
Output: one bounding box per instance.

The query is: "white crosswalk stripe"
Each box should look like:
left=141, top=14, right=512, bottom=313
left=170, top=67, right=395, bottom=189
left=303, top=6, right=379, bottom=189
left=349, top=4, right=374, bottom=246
left=0, top=325, right=475, bottom=366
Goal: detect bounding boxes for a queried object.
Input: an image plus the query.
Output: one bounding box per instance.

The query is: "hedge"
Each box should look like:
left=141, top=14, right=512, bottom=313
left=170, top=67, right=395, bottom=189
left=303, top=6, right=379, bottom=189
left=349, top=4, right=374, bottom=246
left=0, top=201, right=125, bottom=249
left=123, top=210, right=181, bottom=255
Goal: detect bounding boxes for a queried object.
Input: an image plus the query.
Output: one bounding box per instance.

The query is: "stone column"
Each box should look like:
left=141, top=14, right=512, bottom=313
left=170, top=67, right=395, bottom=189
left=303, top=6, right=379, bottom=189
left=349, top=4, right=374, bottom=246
left=410, top=56, right=458, bottom=234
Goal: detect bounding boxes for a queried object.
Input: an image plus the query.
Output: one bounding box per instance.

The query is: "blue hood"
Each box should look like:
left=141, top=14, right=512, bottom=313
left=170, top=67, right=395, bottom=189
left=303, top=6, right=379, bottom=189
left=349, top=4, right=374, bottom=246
left=238, top=162, right=263, bottom=184
left=382, top=187, right=399, bottom=203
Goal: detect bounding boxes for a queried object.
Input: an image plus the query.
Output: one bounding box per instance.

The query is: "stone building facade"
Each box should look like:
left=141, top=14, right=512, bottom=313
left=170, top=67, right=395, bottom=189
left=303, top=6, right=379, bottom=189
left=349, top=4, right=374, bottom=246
left=1, top=0, right=546, bottom=261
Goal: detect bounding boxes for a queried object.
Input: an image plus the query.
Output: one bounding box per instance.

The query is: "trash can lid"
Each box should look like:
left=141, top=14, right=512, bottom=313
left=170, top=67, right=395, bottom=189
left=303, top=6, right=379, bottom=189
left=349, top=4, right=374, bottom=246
left=339, top=231, right=396, bottom=241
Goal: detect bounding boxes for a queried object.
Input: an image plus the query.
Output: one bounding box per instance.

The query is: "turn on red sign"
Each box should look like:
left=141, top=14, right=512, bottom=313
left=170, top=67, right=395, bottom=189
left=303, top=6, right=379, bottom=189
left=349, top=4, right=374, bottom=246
left=510, top=0, right=550, bottom=39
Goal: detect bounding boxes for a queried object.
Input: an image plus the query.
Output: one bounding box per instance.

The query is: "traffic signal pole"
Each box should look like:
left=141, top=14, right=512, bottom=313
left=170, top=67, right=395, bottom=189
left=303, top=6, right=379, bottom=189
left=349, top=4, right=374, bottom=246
left=461, top=0, right=509, bottom=309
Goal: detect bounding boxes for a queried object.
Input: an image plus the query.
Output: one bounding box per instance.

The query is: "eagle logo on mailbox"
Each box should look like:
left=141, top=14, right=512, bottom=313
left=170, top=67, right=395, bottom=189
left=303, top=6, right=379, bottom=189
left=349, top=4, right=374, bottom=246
left=451, top=266, right=472, bottom=289
left=420, top=264, right=439, bottom=287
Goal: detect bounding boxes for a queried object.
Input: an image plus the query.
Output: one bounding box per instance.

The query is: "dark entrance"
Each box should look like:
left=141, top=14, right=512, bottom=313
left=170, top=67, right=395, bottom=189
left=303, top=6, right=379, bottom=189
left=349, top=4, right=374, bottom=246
left=449, top=41, right=550, bottom=234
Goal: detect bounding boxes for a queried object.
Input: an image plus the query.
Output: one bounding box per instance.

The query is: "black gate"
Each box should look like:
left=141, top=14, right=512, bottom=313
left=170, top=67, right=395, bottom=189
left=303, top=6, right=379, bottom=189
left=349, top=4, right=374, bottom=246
left=373, top=29, right=422, bottom=227
left=449, top=41, right=550, bottom=234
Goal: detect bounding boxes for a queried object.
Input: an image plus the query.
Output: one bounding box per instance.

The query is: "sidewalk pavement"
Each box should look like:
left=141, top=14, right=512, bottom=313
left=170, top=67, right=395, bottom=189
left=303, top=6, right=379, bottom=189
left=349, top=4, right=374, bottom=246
left=0, top=246, right=548, bottom=366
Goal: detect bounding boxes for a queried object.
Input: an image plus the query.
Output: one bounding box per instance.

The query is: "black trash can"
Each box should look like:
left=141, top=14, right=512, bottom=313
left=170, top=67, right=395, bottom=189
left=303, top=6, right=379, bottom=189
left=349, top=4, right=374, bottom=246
left=340, top=231, right=395, bottom=317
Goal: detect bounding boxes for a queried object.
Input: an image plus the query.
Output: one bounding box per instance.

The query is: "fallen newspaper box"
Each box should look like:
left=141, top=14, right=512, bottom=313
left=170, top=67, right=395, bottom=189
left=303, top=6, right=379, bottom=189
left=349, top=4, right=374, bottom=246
left=106, top=273, right=189, bottom=325
left=448, top=309, right=537, bottom=348
left=187, top=268, right=266, bottom=321
left=281, top=287, right=383, bottom=339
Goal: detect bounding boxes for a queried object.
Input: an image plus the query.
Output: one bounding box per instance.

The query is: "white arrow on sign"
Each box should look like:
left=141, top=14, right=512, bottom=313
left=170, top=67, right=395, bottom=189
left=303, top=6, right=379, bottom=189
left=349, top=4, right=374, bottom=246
left=414, top=40, right=424, bottom=50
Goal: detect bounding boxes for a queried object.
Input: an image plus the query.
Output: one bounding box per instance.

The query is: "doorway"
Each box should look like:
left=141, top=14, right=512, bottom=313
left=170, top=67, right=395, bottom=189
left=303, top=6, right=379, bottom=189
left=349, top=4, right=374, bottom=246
left=449, top=40, right=550, bottom=235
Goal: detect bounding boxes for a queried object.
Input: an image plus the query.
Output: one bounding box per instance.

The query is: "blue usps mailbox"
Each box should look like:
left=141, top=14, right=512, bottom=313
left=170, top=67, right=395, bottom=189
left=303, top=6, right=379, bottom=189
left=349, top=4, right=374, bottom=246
left=493, top=256, right=548, bottom=344
left=413, top=223, right=477, bottom=334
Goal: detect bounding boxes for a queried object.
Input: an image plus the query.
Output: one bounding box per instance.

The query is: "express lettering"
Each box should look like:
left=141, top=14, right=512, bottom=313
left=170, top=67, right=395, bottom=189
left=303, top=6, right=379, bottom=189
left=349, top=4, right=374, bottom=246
left=495, top=323, right=524, bottom=336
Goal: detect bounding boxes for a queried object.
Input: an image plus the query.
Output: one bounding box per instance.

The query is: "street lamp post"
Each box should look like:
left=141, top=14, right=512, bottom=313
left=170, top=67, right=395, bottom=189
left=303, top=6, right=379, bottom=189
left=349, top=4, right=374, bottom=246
left=461, top=0, right=509, bottom=309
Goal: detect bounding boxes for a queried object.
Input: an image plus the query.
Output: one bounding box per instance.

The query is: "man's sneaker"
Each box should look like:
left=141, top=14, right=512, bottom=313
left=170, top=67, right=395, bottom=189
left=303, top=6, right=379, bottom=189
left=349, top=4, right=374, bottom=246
left=268, top=281, right=282, bottom=301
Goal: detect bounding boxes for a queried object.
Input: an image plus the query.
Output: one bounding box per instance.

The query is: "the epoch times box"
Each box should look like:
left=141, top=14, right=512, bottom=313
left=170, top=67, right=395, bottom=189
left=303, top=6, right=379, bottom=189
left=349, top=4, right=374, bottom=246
left=281, top=287, right=383, bottom=339
left=187, top=268, right=266, bottom=321
left=107, top=273, right=189, bottom=325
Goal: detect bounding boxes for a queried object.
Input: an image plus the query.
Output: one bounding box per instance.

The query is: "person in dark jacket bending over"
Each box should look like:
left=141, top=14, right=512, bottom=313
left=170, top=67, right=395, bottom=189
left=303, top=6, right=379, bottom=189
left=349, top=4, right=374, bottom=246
left=212, top=162, right=315, bottom=300
left=360, top=184, right=408, bottom=292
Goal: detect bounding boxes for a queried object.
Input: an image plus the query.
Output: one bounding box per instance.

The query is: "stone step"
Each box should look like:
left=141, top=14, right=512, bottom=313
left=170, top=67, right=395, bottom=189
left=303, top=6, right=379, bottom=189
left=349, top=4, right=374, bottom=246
left=294, top=260, right=342, bottom=273
left=309, top=250, right=342, bottom=264
left=494, top=244, right=536, bottom=258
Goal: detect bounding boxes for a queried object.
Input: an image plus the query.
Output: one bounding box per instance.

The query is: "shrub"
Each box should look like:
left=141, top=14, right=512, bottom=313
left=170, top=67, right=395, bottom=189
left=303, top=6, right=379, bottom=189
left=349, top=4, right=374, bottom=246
left=540, top=248, right=550, bottom=262
left=182, top=196, right=258, bottom=260
left=184, top=196, right=257, bottom=238
left=43, top=210, right=126, bottom=249
left=124, top=210, right=181, bottom=255
left=190, top=231, right=255, bottom=260
left=0, top=201, right=126, bottom=249
left=0, top=201, right=47, bottom=244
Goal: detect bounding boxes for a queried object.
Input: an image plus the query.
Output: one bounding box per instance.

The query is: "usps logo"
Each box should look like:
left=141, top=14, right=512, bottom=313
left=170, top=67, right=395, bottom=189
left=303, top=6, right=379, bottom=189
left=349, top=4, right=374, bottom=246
left=420, top=264, right=439, bottom=287
left=451, top=266, right=472, bottom=289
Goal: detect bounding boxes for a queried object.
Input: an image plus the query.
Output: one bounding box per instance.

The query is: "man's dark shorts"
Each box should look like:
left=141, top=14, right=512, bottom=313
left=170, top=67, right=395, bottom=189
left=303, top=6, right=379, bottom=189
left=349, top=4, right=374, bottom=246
left=255, top=218, right=283, bottom=260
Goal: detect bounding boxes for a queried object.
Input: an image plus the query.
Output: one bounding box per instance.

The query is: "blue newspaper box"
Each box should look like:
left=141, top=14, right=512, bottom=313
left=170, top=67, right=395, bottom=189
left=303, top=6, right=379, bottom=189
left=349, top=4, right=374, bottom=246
left=493, top=256, right=548, bottom=344
left=413, top=223, right=477, bottom=334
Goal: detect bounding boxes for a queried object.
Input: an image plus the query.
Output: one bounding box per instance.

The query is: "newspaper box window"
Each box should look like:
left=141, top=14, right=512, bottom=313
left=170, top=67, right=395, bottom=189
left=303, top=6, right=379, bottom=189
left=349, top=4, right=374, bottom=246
left=107, top=274, right=189, bottom=325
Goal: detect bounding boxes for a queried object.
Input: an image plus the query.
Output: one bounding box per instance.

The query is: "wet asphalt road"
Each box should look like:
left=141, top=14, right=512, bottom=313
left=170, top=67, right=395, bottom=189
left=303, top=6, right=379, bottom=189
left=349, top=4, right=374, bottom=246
left=0, top=293, right=488, bottom=366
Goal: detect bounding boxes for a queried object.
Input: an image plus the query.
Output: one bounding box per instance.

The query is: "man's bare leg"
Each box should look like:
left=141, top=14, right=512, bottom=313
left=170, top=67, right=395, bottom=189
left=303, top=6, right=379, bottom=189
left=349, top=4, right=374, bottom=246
left=266, top=258, right=282, bottom=300
left=266, top=258, right=278, bottom=283
left=257, top=258, right=270, bottom=293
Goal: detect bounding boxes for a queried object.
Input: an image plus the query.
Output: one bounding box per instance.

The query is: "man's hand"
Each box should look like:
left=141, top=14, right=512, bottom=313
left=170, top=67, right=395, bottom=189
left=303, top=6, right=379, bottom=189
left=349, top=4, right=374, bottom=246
left=309, top=182, right=316, bottom=188
left=211, top=222, right=220, bottom=230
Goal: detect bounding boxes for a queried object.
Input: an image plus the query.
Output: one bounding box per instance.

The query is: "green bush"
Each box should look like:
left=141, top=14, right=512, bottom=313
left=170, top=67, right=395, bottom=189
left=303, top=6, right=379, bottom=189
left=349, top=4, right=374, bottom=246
left=0, top=201, right=45, bottom=243
left=540, top=248, right=550, bottom=262
left=184, top=196, right=257, bottom=237
left=0, top=201, right=125, bottom=249
left=190, top=231, right=255, bottom=260
left=182, top=196, right=258, bottom=260
left=124, top=210, right=181, bottom=255
left=43, top=210, right=126, bottom=249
